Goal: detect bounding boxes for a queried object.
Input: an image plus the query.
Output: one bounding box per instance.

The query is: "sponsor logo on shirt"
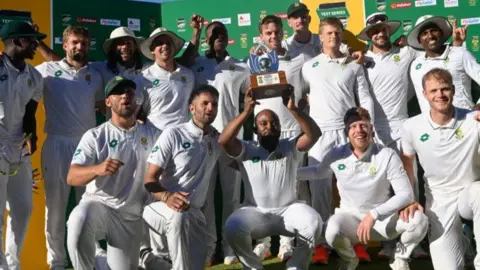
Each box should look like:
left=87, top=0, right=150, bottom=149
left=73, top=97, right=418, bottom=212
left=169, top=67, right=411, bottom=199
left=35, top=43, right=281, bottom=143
left=151, top=146, right=159, bottom=153
left=182, top=142, right=191, bottom=149
left=100, top=19, right=121, bottom=26
left=337, top=164, right=346, bottom=170
left=74, top=149, right=82, bottom=156
left=420, top=133, right=430, bottom=142
left=390, top=1, right=412, bottom=9
left=415, top=63, right=422, bottom=70
left=109, top=139, right=119, bottom=148
left=54, top=70, right=63, bottom=77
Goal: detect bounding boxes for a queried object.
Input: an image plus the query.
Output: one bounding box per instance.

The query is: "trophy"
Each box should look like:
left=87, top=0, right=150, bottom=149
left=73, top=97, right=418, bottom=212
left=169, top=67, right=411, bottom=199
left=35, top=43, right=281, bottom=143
left=248, top=41, right=292, bottom=100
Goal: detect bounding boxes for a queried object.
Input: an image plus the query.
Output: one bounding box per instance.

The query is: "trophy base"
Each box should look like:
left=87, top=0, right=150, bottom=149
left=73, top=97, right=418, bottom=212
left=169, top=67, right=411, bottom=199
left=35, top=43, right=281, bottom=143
left=250, top=71, right=291, bottom=100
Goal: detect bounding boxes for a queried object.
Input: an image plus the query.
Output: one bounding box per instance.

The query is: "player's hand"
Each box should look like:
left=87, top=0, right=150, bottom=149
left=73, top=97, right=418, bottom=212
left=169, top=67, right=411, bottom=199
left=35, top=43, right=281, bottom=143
left=243, top=87, right=259, bottom=115
left=95, top=159, right=124, bottom=176
left=393, top=35, right=407, bottom=47
left=165, top=191, right=190, bottom=212
left=473, top=104, right=480, bottom=112
left=357, top=212, right=376, bottom=244
left=282, top=87, right=296, bottom=110
left=352, top=51, right=365, bottom=65
left=250, top=45, right=265, bottom=55
left=22, top=133, right=37, bottom=156
left=399, top=201, right=423, bottom=222
left=452, top=20, right=468, bottom=46
left=190, top=14, right=204, bottom=31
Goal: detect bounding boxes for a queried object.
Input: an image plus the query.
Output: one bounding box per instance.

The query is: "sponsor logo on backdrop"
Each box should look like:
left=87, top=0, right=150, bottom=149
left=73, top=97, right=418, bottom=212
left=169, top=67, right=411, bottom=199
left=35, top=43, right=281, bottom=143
left=461, top=17, right=480, bottom=25
left=238, top=13, right=251, bottom=26
left=212, top=18, right=232, bottom=24
left=61, top=13, right=72, bottom=25
left=100, top=19, right=121, bottom=26
left=149, top=17, right=157, bottom=31
left=447, top=15, right=456, bottom=25
left=200, top=37, right=209, bottom=51
left=240, top=33, right=248, bottom=48
left=376, top=0, right=387, bottom=11
left=177, top=17, right=186, bottom=32
left=54, top=37, right=62, bottom=44
left=472, top=36, right=479, bottom=51
left=444, top=0, right=458, bottom=7
left=228, top=39, right=235, bottom=45
left=390, top=1, right=412, bottom=8
left=260, top=10, right=267, bottom=20
left=415, top=0, right=437, bottom=7
left=468, top=0, right=477, bottom=6
left=77, top=17, right=97, bottom=24
left=90, top=37, right=96, bottom=50
left=253, top=36, right=260, bottom=43
left=402, top=20, right=413, bottom=33
left=128, top=18, right=141, bottom=31
left=275, top=13, right=288, bottom=19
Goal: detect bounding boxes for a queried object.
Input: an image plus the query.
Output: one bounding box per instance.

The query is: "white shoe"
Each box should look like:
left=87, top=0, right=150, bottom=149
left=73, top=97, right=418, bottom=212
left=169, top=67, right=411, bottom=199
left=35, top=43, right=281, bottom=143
left=389, top=258, right=411, bottom=270
left=223, top=255, right=239, bottom=265
left=253, top=242, right=271, bottom=261
left=94, top=249, right=108, bottom=270
left=338, top=257, right=359, bottom=270
left=277, top=244, right=293, bottom=261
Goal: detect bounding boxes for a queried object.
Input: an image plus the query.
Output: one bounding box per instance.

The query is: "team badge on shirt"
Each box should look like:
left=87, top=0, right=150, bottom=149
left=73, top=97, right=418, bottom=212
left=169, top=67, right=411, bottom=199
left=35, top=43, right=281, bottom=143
left=153, top=79, right=160, bottom=86
left=27, top=79, right=33, bottom=87
left=337, top=164, right=346, bottom=170
left=180, top=76, right=187, bottom=83
left=0, top=74, right=7, bottom=81
left=312, top=61, right=319, bottom=68
left=54, top=70, right=63, bottom=77
left=455, top=128, right=464, bottom=140
left=415, top=63, right=422, bottom=70
left=369, top=166, right=377, bottom=176
left=85, top=73, right=92, bottom=84
left=393, top=55, right=400, bottom=63
left=109, top=139, right=119, bottom=148
left=74, top=149, right=82, bottom=156
left=141, top=136, right=148, bottom=145
left=151, top=145, right=159, bottom=153
left=420, top=133, right=430, bottom=142
left=182, top=142, right=191, bottom=149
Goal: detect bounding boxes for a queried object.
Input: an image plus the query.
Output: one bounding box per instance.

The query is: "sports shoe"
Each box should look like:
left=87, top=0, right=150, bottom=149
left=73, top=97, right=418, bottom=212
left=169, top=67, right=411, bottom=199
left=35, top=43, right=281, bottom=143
left=253, top=242, right=272, bottom=261
left=277, top=244, right=293, bottom=262
left=338, top=257, right=359, bottom=270
left=354, top=244, right=371, bottom=262
left=389, top=258, right=411, bottom=270
left=311, top=245, right=329, bottom=264
left=223, top=255, right=239, bottom=265
left=411, top=245, right=429, bottom=259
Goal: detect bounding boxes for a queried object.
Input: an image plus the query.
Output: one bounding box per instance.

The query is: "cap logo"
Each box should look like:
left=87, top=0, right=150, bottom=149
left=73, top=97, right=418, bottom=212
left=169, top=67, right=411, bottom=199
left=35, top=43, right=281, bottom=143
left=295, top=3, right=300, bottom=6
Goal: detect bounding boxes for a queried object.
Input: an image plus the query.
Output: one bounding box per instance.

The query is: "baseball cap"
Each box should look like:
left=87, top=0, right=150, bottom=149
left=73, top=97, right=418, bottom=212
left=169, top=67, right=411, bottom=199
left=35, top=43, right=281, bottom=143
left=0, top=20, right=46, bottom=41
left=287, top=2, right=309, bottom=17
left=104, top=76, right=136, bottom=97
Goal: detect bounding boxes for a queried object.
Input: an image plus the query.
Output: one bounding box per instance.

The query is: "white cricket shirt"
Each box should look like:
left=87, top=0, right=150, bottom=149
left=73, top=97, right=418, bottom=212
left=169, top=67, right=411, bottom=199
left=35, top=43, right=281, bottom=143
left=253, top=52, right=309, bottom=133
left=297, top=143, right=413, bottom=220
left=402, top=108, right=480, bottom=197
left=231, top=136, right=303, bottom=209
left=282, top=34, right=349, bottom=59
left=410, top=46, right=480, bottom=112
left=302, top=54, right=374, bottom=130
left=190, top=55, right=250, bottom=134
left=0, top=56, right=43, bottom=142
left=71, top=121, right=161, bottom=219
left=36, top=60, right=103, bottom=137
left=141, top=63, right=194, bottom=130
left=147, top=120, right=221, bottom=208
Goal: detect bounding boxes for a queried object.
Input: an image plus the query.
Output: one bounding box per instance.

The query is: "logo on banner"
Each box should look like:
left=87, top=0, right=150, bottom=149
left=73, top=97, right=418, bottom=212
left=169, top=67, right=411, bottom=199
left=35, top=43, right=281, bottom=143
left=54, top=37, right=63, bottom=44
left=415, top=0, right=437, bottom=7
left=444, top=0, right=459, bottom=7
left=149, top=17, right=157, bottom=31
left=61, top=13, right=72, bottom=25
left=390, top=2, right=412, bottom=8
left=212, top=18, right=232, bottom=25
left=128, top=18, right=141, bottom=31
left=228, top=39, right=235, bottom=45
left=253, top=36, right=260, bottom=43
left=468, top=0, right=477, bottom=6
left=275, top=13, right=288, bottom=20
left=240, top=33, right=248, bottom=48
left=461, top=17, right=480, bottom=25
left=177, top=17, right=186, bottom=32
left=238, top=13, right=251, bottom=26
left=472, top=36, right=479, bottom=51
left=77, top=17, right=97, bottom=24
left=200, top=37, right=209, bottom=51
left=90, top=37, right=97, bottom=50
left=100, top=19, right=121, bottom=26
left=260, top=10, right=267, bottom=20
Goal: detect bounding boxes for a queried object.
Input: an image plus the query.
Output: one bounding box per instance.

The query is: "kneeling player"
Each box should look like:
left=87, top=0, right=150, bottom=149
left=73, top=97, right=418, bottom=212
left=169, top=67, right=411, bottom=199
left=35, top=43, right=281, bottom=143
left=298, top=107, right=429, bottom=270
left=66, top=77, right=160, bottom=270
left=221, top=88, right=322, bottom=269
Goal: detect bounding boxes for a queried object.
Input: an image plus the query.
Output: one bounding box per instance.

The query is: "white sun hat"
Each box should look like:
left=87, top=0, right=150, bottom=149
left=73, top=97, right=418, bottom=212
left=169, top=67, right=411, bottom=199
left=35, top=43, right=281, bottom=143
left=407, top=15, right=452, bottom=50
left=102, top=27, right=144, bottom=55
left=357, top=12, right=401, bottom=41
left=140, top=27, right=186, bottom=60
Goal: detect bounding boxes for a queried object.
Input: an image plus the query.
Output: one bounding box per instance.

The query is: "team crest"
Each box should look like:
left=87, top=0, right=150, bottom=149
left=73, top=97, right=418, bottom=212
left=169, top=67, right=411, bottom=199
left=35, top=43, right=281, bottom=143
left=369, top=166, right=377, bottom=176
left=229, top=65, right=235, bottom=71
left=140, top=136, right=148, bottom=145
left=393, top=55, right=400, bottom=63
left=85, top=73, right=92, bottom=84
left=27, top=79, right=33, bottom=87
left=455, top=128, right=464, bottom=140
left=181, top=76, right=187, bottom=83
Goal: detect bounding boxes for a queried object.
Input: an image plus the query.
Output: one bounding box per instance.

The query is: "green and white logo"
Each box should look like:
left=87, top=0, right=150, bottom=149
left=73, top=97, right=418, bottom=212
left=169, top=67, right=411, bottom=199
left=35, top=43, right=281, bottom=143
left=109, top=139, right=118, bottom=148
left=74, top=149, right=82, bottom=156
left=182, top=142, right=192, bottom=149
left=420, top=133, right=430, bottom=142
left=151, top=145, right=159, bottom=153
left=153, top=79, right=160, bottom=86
left=312, top=61, right=319, bottom=68
left=369, top=166, right=377, bottom=176
left=54, top=70, right=62, bottom=77
left=252, top=156, right=260, bottom=163
left=337, top=164, right=346, bottom=170
left=415, top=63, right=422, bottom=70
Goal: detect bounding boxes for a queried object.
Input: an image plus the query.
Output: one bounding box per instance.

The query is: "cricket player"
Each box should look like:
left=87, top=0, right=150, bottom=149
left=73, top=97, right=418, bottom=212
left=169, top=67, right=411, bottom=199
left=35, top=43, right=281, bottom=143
left=297, top=107, right=429, bottom=270
left=66, top=76, right=160, bottom=270
left=401, top=68, right=480, bottom=270
left=190, top=21, right=250, bottom=265
left=408, top=16, right=480, bottom=113
left=0, top=21, right=45, bottom=270
left=220, top=86, right=322, bottom=270
left=140, top=28, right=195, bottom=131
left=142, top=84, right=222, bottom=270
left=35, top=26, right=104, bottom=270
left=302, top=16, right=374, bottom=264
left=247, top=15, right=310, bottom=262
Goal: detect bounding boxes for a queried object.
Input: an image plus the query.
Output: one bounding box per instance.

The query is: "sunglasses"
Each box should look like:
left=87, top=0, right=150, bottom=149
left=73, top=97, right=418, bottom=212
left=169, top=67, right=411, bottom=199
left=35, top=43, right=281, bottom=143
left=366, top=14, right=388, bottom=26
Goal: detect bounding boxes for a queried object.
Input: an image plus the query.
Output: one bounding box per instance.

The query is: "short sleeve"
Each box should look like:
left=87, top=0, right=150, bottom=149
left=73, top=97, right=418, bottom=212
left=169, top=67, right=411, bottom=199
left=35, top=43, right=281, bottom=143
left=147, top=129, right=175, bottom=168
left=35, top=62, right=48, bottom=78
left=400, top=121, right=416, bottom=156
left=288, top=135, right=303, bottom=161
left=240, top=74, right=251, bottom=94
left=71, top=130, right=98, bottom=166
left=31, top=73, right=43, bottom=102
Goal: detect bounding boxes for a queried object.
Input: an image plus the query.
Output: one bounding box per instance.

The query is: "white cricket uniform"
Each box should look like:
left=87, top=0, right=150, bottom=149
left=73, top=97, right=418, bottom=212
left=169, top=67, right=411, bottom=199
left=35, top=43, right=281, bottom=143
left=36, top=59, right=103, bottom=269
left=282, top=33, right=349, bottom=59
left=141, top=63, right=195, bottom=131
left=0, top=56, right=43, bottom=270
left=67, top=121, right=160, bottom=270
left=298, top=143, right=429, bottom=262
left=224, top=137, right=322, bottom=270
left=402, top=108, right=480, bottom=270
left=302, top=54, right=374, bottom=224
left=190, top=55, right=250, bottom=258
left=410, top=46, right=480, bottom=113
left=142, top=120, right=221, bottom=270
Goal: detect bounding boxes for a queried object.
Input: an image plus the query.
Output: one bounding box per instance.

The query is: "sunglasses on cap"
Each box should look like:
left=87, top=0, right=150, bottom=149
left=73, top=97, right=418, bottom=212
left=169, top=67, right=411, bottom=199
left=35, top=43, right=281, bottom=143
left=366, top=14, right=388, bottom=26
left=109, top=87, right=135, bottom=96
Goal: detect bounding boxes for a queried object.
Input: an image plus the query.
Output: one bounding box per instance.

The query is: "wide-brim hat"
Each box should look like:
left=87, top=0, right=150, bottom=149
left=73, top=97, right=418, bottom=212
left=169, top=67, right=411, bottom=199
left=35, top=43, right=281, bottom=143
left=407, top=15, right=452, bottom=50
left=140, top=27, right=185, bottom=60
left=357, top=13, right=401, bottom=41
left=0, top=20, right=47, bottom=41
left=102, top=27, right=144, bottom=55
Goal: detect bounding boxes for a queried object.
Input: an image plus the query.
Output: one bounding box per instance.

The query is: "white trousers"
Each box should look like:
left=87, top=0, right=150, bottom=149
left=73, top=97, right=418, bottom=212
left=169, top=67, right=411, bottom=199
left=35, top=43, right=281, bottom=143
left=143, top=202, right=207, bottom=270
left=427, top=182, right=480, bottom=270
left=202, top=154, right=241, bottom=258
left=325, top=208, right=428, bottom=263
left=0, top=152, right=33, bottom=270
left=67, top=200, right=142, bottom=270
left=224, top=203, right=322, bottom=270
left=41, top=135, right=85, bottom=268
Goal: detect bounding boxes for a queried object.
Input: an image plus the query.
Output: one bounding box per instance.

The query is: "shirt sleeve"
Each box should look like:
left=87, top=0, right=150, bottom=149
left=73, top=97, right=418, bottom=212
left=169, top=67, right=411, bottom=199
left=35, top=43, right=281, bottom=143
left=240, top=73, right=251, bottom=94
left=31, top=74, right=43, bottom=102
left=35, top=62, right=48, bottom=78
left=301, top=62, right=310, bottom=86
left=297, top=148, right=334, bottom=181
left=461, top=50, right=480, bottom=104
left=147, top=129, right=175, bottom=168
left=371, top=151, right=414, bottom=220
left=71, top=130, right=98, bottom=166
left=355, top=65, right=375, bottom=124
left=227, top=140, right=250, bottom=161
left=400, top=121, right=416, bottom=156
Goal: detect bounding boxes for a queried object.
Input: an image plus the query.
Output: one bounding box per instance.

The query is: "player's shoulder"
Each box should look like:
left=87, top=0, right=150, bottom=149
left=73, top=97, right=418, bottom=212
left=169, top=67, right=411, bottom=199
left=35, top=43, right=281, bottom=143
left=87, top=60, right=106, bottom=70
left=302, top=55, right=320, bottom=70
left=374, top=143, right=396, bottom=157
left=177, top=63, right=194, bottom=76
left=404, top=114, right=425, bottom=129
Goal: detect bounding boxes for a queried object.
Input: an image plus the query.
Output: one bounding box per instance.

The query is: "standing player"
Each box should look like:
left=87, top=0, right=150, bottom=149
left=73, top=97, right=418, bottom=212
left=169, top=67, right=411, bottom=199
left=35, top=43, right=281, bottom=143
left=401, top=68, right=480, bottom=270
left=408, top=16, right=480, bottom=112
left=190, top=21, right=250, bottom=265
left=35, top=26, right=104, bottom=270
left=0, top=21, right=45, bottom=270
left=140, top=28, right=195, bottom=131
left=302, top=16, right=374, bottom=264
left=298, top=107, right=429, bottom=270
left=220, top=87, right=322, bottom=270
left=66, top=76, right=160, bottom=270
left=142, top=85, right=222, bottom=269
